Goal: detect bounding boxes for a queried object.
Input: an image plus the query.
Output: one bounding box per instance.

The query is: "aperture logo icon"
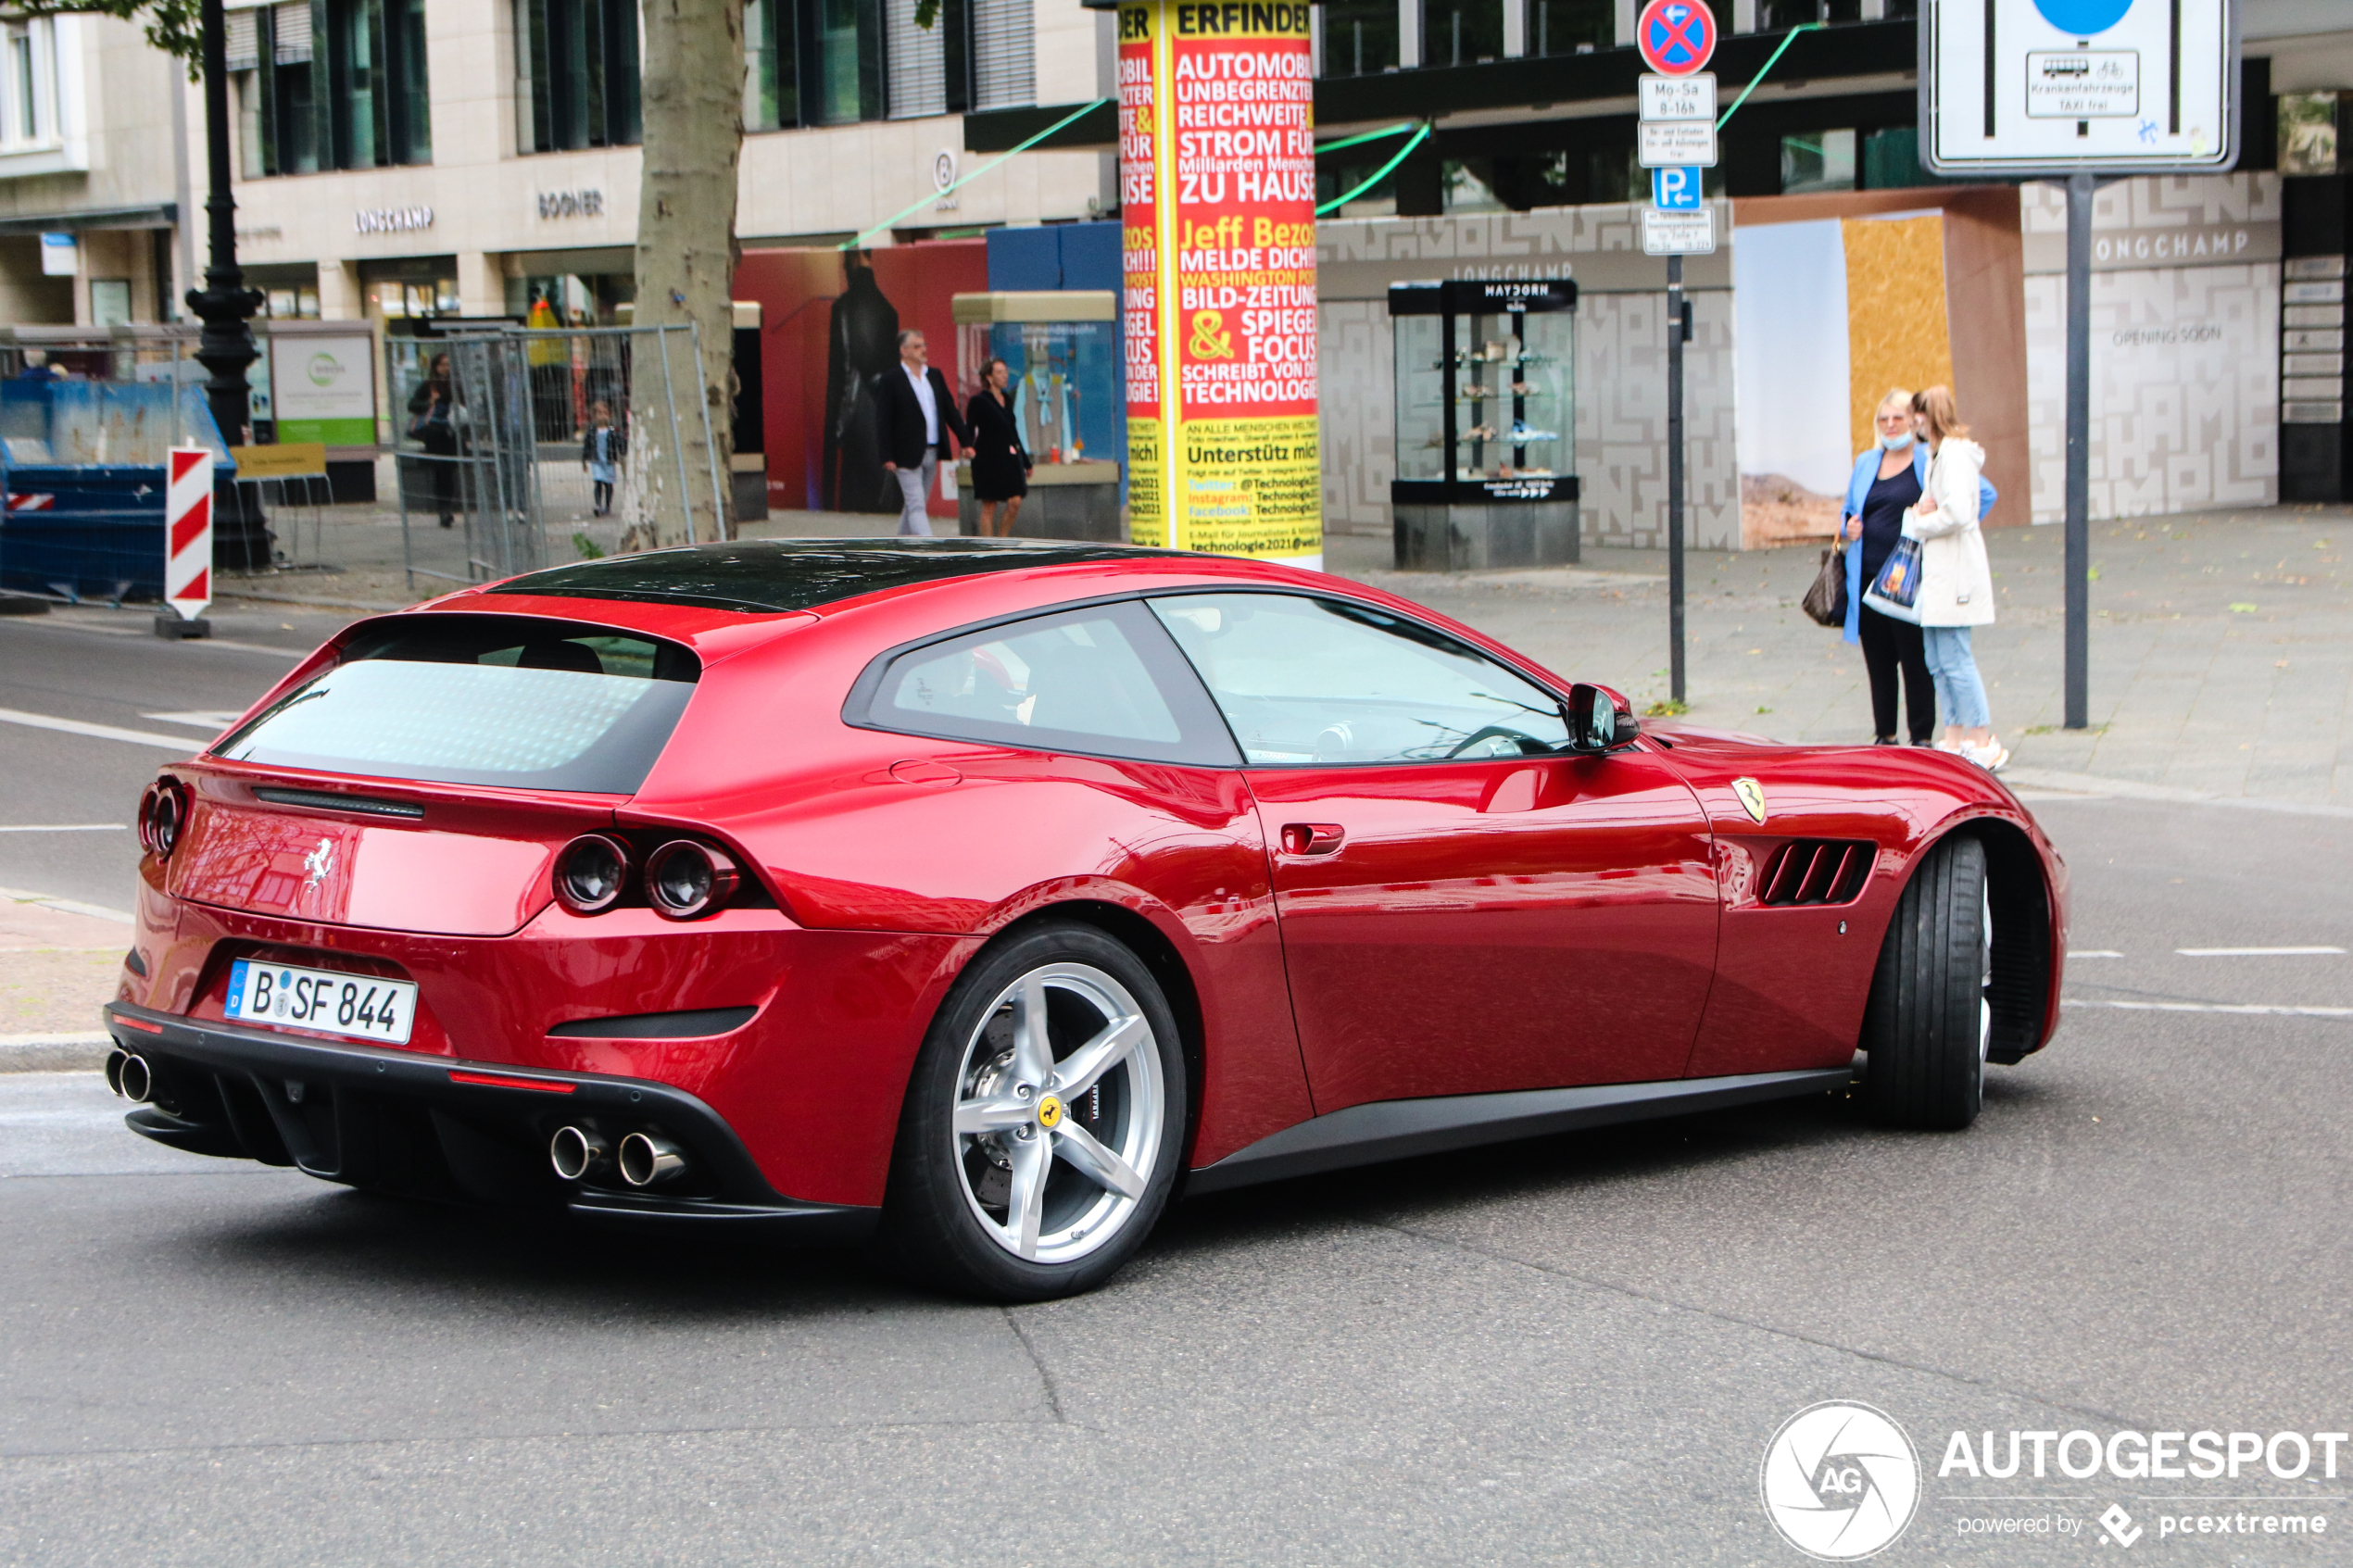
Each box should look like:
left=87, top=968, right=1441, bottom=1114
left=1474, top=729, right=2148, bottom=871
left=1762, top=1401, right=1920, bottom=1560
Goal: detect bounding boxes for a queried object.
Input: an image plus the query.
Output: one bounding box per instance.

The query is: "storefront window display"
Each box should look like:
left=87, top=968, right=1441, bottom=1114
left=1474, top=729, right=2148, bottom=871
left=1389, top=278, right=1579, bottom=569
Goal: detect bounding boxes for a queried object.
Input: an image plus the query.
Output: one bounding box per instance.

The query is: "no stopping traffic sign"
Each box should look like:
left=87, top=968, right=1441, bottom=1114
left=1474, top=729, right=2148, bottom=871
left=1637, top=0, right=1716, bottom=76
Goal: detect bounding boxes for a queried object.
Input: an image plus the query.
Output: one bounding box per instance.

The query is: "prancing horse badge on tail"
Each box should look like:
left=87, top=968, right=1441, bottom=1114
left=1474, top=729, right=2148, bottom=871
left=1732, top=777, right=1768, bottom=824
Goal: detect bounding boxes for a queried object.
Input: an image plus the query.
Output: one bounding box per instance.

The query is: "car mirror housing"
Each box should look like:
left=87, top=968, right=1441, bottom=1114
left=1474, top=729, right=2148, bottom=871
left=1567, top=684, right=1639, bottom=753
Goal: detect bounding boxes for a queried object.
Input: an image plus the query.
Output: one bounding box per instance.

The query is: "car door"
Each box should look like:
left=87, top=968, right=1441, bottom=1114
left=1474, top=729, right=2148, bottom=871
left=1147, top=591, right=1720, bottom=1113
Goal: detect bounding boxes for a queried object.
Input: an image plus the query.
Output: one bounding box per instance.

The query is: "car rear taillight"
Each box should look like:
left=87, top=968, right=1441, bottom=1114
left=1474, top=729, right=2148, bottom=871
left=646, top=840, right=737, bottom=921
left=138, top=779, right=189, bottom=859
left=553, top=834, right=632, bottom=914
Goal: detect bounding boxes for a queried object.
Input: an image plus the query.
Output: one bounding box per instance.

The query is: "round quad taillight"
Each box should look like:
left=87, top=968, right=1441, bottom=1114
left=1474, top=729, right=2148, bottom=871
left=646, top=840, right=738, bottom=921
left=139, top=780, right=188, bottom=859
left=553, top=834, right=632, bottom=914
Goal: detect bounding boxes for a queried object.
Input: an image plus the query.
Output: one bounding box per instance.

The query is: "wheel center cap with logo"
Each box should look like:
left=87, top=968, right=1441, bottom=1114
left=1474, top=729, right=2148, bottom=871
left=1760, top=1401, right=1919, bottom=1559
left=1037, top=1094, right=1063, bottom=1129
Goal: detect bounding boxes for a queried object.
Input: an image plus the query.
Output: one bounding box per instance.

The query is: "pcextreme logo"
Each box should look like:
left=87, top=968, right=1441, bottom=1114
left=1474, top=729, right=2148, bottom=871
left=1761, top=1401, right=1921, bottom=1560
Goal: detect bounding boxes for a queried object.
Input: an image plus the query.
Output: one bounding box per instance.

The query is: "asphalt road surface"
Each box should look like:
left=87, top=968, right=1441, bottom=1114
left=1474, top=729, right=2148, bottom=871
left=3, top=603, right=2348, bottom=1565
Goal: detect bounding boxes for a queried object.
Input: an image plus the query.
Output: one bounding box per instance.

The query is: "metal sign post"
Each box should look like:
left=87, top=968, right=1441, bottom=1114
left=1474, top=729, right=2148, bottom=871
left=1638, top=20, right=1716, bottom=709
left=1921, top=0, right=2239, bottom=729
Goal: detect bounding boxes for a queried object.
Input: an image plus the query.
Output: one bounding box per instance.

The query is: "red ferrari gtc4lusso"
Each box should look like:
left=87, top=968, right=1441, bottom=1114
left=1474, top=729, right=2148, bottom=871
left=105, top=540, right=2067, bottom=1299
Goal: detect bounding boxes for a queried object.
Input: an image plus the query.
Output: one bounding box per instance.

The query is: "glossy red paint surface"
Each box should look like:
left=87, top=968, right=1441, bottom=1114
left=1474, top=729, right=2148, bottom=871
left=1246, top=751, right=1719, bottom=1109
left=122, top=550, right=2070, bottom=1208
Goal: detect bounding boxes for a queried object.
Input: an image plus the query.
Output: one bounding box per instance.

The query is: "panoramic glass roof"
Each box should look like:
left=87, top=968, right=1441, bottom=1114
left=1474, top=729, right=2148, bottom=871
left=486, top=539, right=1176, bottom=614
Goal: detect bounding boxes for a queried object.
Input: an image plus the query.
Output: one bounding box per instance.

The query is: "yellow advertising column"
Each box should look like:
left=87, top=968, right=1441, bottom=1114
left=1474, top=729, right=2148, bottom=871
left=1117, top=0, right=1321, bottom=568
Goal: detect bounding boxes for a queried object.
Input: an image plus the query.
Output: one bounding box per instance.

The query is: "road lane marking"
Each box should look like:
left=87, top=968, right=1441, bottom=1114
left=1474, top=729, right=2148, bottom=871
left=141, top=711, right=244, bottom=731
left=2063, top=998, right=2353, bottom=1019
left=0, top=824, right=126, bottom=834
left=2072, top=950, right=2123, bottom=958
left=0, top=885, right=133, bottom=923
left=0, top=709, right=195, bottom=752
left=2175, top=947, right=2344, bottom=957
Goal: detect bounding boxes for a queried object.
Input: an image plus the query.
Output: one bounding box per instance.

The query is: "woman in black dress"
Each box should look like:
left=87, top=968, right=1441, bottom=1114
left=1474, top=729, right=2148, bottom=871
left=963, top=358, right=1030, bottom=537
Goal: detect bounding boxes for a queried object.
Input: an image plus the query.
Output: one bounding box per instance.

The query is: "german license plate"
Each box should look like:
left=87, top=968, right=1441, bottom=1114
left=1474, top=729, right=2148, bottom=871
left=224, top=960, right=417, bottom=1045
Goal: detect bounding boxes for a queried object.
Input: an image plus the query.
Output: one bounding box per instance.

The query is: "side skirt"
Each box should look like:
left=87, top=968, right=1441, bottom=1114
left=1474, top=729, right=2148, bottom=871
left=1185, top=1061, right=1860, bottom=1195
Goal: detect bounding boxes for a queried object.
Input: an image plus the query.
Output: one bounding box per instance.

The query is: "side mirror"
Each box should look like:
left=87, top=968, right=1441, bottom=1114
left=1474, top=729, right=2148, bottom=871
left=1567, top=683, right=1639, bottom=752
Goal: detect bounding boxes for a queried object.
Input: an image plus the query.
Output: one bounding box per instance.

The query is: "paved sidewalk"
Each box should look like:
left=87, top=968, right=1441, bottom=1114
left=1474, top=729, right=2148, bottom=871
left=0, top=889, right=127, bottom=1071
left=1328, top=501, right=2353, bottom=806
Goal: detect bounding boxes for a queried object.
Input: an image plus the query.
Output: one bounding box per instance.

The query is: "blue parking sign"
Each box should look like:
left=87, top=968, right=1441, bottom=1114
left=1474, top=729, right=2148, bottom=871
left=1652, top=166, right=1702, bottom=210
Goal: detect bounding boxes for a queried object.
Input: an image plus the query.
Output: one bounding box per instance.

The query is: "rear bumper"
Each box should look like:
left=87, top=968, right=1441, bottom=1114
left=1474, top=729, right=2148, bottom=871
left=102, top=1002, right=877, bottom=1243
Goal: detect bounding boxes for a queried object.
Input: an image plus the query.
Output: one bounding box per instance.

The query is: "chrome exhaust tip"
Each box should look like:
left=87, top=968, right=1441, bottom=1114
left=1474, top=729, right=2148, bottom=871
left=105, top=1049, right=128, bottom=1097
left=116, top=1052, right=153, bottom=1105
left=617, top=1131, right=686, bottom=1188
left=549, top=1123, right=610, bottom=1182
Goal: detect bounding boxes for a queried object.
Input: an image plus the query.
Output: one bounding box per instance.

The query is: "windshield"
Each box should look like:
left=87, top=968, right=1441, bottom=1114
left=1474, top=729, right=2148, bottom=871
left=213, top=616, right=699, bottom=794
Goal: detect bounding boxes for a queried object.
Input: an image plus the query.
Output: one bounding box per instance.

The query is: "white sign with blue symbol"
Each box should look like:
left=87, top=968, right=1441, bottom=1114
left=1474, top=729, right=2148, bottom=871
left=1920, top=0, right=2236, bottom=174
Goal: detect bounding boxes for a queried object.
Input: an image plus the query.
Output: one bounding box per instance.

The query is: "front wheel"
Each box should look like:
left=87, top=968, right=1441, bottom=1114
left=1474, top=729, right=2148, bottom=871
left=877, top=922, right=1187, bottom=1301
left=1863, top=834, right=1990, bottom=1130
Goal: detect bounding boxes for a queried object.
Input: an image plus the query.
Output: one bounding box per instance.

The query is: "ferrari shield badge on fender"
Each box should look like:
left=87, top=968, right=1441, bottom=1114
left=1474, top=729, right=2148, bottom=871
left=1733, top=778, right=1768, bottom=824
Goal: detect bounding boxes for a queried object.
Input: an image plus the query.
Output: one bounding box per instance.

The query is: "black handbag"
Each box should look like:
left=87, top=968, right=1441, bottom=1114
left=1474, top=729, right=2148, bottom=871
left=1802, top=538, right=1848, bottom=628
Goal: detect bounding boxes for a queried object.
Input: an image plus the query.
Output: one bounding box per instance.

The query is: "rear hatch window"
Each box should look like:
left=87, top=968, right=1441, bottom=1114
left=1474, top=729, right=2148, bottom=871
left=213, top=615, right=699, bottom=794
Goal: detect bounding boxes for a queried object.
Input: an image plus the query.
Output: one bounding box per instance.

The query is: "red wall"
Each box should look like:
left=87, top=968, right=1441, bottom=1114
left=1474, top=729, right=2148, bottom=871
left=736, top=240, right=988, bottom=520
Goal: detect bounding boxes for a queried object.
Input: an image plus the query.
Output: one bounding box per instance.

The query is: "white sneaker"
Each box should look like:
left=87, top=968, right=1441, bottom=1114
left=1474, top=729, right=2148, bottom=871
left=1960, top=740, right=2009, bottom=772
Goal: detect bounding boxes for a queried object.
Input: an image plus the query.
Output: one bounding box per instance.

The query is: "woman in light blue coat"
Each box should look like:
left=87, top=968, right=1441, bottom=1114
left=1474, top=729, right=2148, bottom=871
left=1839, top=388, right=1997, bottom=745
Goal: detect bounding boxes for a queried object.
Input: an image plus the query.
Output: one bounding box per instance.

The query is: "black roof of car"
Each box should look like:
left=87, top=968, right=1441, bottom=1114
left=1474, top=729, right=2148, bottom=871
left=486, top=538, right=1181, bottom=615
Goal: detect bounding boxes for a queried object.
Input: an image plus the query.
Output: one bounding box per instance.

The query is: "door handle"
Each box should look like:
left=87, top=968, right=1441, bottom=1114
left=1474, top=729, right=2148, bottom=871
left=1280, top=822, right=1345, bottom=856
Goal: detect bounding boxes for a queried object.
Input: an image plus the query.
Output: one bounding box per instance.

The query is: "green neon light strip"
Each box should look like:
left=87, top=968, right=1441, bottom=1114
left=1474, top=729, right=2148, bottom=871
left=1717, top=22, right=1822, bottom=131
left=1315, top=121, right=1433, bottom=217
left=842, top=98, right=1114, bottom=251
left=1315, top=120, right=1422, bottom=157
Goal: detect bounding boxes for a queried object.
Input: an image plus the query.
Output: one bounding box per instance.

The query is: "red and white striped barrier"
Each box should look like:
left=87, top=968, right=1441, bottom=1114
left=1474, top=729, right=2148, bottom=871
left=5, top=492, right=55, bottom=511
left=164, top=447, right=213, bottom=622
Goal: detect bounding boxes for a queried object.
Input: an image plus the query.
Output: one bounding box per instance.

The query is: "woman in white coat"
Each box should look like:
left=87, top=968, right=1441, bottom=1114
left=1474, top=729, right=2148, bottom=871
left=1905, top=385, right=2006, bottom=771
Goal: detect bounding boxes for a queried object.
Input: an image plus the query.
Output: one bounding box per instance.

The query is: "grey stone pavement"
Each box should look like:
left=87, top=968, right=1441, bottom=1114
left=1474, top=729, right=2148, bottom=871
left=210, top=495, right=2353, bottom=807
left=1326, top=502, right=2353, bottom=809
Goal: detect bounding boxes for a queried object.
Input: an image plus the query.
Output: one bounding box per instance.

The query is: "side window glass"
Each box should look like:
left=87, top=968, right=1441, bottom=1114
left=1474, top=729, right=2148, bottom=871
left=864, top=601, right=1239, bottom=765
left=1150, top=592, right=1570, bottom=765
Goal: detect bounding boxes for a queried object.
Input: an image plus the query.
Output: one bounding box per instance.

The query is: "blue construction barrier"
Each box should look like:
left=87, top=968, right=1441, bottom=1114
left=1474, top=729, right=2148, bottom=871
left=0, top=378, right=233, bottom=602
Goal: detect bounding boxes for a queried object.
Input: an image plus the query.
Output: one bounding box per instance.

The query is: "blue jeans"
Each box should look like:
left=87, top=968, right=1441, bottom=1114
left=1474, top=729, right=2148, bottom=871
left=1921, top=626, right=1991, bottom=729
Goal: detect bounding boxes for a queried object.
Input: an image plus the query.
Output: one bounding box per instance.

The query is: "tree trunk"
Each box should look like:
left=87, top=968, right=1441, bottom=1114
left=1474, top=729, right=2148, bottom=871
left=629, top=0, right=744, bottom=546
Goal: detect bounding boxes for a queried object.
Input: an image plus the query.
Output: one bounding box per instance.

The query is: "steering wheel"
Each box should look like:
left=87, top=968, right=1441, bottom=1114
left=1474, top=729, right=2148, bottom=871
left=1441, top=725, right=1541, bottom=759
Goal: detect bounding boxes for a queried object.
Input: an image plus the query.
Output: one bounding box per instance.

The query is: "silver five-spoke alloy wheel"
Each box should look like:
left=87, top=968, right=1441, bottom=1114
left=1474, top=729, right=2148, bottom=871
left=950, top=961, right=1165, bottom=1265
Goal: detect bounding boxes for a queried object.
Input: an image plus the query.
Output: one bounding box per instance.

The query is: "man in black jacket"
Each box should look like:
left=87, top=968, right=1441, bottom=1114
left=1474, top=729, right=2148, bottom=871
left=874, top=329, right=971, bottom=536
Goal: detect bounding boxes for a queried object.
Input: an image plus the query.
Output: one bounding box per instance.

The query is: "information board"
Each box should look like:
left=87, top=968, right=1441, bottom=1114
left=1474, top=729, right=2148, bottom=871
left=1920, top=0, right=2237, bottom=174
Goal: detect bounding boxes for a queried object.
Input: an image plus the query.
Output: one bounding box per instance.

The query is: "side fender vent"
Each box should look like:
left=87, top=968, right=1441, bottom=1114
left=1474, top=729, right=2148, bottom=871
left=1758, top=840, right=1875, bottom=907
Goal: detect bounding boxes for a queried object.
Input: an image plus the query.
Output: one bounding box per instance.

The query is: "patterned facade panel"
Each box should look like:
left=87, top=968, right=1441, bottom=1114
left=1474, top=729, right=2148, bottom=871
left=1315, top=203, right=1741, bottom=547
left=2025, top=262, right=2281, bottom=521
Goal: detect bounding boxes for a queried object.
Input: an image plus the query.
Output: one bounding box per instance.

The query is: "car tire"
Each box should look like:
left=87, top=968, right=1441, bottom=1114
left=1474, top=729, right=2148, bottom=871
left=1863, top=832, right=1990, bottom=1131
left=876, top=921, right=1189, bottom=1302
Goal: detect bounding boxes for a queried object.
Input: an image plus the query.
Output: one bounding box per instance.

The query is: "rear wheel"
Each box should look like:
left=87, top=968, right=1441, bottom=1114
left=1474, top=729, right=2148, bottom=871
left=877, top=922, right=1186, bottom=1301
left=1863, top=834, right=1991, bottom=1130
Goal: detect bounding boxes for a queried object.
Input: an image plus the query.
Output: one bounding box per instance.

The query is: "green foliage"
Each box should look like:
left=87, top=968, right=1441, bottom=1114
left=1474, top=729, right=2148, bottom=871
left=912, top=0, right=937, bottom=26
left=16, top=0, right=207, bottom=75
left=573, top=533, right=607, bottom=560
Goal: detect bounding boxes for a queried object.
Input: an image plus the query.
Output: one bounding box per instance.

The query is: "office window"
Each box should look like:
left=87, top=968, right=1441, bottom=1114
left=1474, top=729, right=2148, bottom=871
left=0, top=17, right=57, bottom=151
left=1759, top=0, right=1861, bottom=25
left=237, top=0, right=428, bottom=174
left=744, top=0, right=799, bottom=128
left=1421, top=0, right=1502, bottom=68
left=1530, top=0, right=1610, bottom=55
left=2279, top=93, right=2340, bottom=176
left=1319, top=0, right=1399, bottom=78
left=968, top=0, right=1031, bottom=111
left=519, top=0, right=642, bottom=151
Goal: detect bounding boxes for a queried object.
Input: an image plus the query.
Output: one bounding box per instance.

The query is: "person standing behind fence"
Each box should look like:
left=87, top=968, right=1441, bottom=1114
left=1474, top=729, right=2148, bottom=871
left=1840, top=388, right=1937, bottom=746
left=1906, top=385, right=2007, bottom=772
left=407, top=352, right=459, bottom=529
left=582, top=400, right=623, bottom=517
left=875, top=330, right=970, bottom=537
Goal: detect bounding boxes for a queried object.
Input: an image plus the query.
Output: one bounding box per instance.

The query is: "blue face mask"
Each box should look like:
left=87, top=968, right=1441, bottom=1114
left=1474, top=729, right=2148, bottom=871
left=1881, top=429, right=1916, bottom=451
